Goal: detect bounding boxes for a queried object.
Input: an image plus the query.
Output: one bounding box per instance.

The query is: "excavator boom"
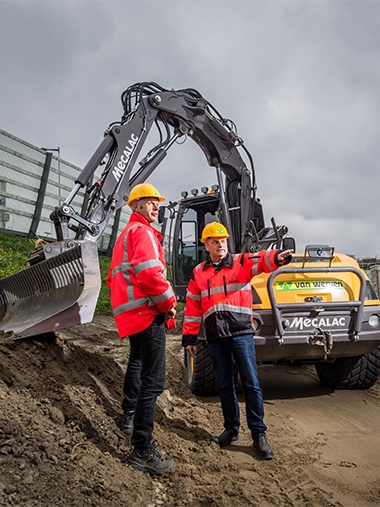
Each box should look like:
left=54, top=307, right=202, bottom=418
left=0, top=82, right=268, bottom=339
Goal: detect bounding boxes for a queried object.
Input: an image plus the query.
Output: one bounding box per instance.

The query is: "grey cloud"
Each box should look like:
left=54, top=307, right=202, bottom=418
left=1, top=0, right=380, bottom=257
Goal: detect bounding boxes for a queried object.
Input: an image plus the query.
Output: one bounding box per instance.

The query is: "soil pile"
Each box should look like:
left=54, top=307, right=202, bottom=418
left=1, top=315, right=380, bottom=507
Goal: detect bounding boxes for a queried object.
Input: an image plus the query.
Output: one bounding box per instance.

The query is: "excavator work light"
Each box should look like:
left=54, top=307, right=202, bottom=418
left=369, top=314, right=380, bottom=328
left=252, top=318, right=261, bottom=333
left=181, top=191, right=188, bottom=198
left=191, top=188, right=198, bottom=196
left=201, top=187, right=208, bottom=194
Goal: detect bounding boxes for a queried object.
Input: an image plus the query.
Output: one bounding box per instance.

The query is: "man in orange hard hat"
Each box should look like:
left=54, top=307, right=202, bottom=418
left=182, top=222, right=293, bottom=460
left=106, top=182, right=177, bottom=475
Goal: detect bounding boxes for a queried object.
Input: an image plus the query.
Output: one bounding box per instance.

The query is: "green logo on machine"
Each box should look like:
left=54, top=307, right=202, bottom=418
left=276, top=280, right=345, bottom=291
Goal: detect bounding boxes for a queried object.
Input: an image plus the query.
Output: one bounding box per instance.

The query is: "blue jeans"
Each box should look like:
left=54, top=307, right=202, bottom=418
left=124, top=315, right=166, bottom=450
left=207, top=333, right=267, bottom=439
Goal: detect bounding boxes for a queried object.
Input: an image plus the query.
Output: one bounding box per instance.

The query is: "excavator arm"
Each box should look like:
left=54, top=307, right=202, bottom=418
left=0, top=82, right=284, bottom=339
left=52, top=83, right=256, bottom=250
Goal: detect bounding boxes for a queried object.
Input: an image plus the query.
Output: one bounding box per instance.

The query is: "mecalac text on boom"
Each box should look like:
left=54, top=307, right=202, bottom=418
left=112, top=133, right=139, bottom=182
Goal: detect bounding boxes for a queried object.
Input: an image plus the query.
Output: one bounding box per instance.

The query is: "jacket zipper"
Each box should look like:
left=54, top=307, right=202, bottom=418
left=223, top=276, right=228, bottom=296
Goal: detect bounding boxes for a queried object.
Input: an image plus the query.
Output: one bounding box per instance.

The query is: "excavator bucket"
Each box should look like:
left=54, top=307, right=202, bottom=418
left=0, top=241, right=101, bottom=340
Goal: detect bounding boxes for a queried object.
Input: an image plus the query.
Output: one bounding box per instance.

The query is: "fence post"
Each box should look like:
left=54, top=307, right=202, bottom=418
left=106, top=207, right=122, bottom=257
left=27, top=152, right=52, bottom=239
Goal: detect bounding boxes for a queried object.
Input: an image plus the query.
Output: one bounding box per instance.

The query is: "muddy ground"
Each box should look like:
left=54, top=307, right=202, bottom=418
left=1, top=314, right=380, bottom=507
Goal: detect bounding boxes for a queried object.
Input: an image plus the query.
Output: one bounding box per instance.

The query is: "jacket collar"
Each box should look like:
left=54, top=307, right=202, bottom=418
left=203, top=252, right=233, bottom=271
left=129, top=212, right=163, bottom=241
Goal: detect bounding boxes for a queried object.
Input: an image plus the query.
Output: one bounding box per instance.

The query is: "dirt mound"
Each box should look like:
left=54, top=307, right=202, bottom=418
left=1, top=315, right=380, bottom=506
left=0, top=316, right=228, bottom=507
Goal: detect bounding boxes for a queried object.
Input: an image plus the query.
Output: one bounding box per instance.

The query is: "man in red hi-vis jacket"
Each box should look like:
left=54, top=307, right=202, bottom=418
left=106, top=182, right=176, bottom=475
left=182, top=222, right=293, bottom=460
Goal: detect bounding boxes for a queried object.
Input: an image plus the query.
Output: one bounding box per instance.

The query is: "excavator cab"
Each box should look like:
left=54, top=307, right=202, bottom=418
left=168, top=190, right=221, bottom=301
left=163, top=185, right=292, bottom=302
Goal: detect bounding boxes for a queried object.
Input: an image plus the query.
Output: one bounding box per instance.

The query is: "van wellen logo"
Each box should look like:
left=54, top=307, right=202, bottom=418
left=276, top=280, right=345, bottom=291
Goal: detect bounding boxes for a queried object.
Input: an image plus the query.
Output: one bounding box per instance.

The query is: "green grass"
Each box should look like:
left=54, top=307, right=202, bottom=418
left=97, top=254, right=112, bottom=315
left=0, top=231, right=36, bottom=278
left=0, top=231, right=112, bottom=315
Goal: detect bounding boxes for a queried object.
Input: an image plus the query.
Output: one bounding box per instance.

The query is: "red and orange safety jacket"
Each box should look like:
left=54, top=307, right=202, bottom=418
left=182, top=250, right=290, bottom=346
left=106, top=212, right=176, bottom=338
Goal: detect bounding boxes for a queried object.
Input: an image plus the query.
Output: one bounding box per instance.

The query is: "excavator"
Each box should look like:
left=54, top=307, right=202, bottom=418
left=1, top=82, right=380, bottom=393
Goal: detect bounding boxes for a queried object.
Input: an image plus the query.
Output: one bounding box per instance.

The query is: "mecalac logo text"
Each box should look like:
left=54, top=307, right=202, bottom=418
left=290, top=316, right=346, bottom=331
left=112, top=133, right=139, bottom=182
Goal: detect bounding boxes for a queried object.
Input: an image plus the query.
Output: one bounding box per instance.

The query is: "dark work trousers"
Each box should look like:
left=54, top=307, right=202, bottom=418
left=126, top=314, right=166, bottom=450
left=122, top=346, right=142, bottom=414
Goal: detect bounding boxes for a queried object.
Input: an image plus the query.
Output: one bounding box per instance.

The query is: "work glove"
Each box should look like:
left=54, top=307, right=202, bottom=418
left=165, top=318, right=176, bottom=330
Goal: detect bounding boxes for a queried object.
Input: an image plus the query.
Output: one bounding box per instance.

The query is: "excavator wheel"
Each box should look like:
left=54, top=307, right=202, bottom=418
left=186, top=339, right=218, bottom=396
left=315, top=345, right=380, bottom=389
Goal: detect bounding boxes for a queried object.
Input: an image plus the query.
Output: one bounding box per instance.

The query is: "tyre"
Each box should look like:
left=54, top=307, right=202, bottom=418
left=186, top=339, right=218, bottom=396
left=315, top=345, right=380, bottom=389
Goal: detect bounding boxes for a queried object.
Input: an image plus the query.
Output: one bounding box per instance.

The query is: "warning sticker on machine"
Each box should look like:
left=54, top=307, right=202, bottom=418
left=275, top=280, right=345, bottom=291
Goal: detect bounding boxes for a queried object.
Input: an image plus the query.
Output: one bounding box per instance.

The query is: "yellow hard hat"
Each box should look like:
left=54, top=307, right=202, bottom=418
left=201, top=222, right=230, bottom=243
left=127, top=183, right=166, bottom=207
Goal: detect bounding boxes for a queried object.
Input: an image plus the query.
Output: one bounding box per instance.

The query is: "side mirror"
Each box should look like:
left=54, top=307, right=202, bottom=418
left=282, top=237, right=296, bottom=251
left=158, top=206, right=166, bottom=224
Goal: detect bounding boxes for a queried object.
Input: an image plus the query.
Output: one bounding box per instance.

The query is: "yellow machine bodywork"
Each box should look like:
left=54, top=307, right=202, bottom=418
left=252, top=253, right=380, bottom=309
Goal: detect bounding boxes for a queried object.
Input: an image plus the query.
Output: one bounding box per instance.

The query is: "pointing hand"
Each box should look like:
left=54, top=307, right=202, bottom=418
left=277, top=249, right=294, bottom=262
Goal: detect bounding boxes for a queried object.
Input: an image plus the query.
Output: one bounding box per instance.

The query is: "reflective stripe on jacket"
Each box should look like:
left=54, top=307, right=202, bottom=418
left=182, top=250, right=283, bottom=345
left=106, top=212, right=176, bottom=337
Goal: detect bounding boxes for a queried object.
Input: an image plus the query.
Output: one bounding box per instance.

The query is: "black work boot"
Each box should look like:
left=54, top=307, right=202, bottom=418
left=127, top=445, right=175, bottom=475
left=121, top=411, right=135, bottom=435
left=210, top=429, right=239, bottom=447
left=253, top=435, right=274, bottom=460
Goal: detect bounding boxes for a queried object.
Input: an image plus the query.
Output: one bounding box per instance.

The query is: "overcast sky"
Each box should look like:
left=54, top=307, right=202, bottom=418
left=1, top=0, right=379, bottom=257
